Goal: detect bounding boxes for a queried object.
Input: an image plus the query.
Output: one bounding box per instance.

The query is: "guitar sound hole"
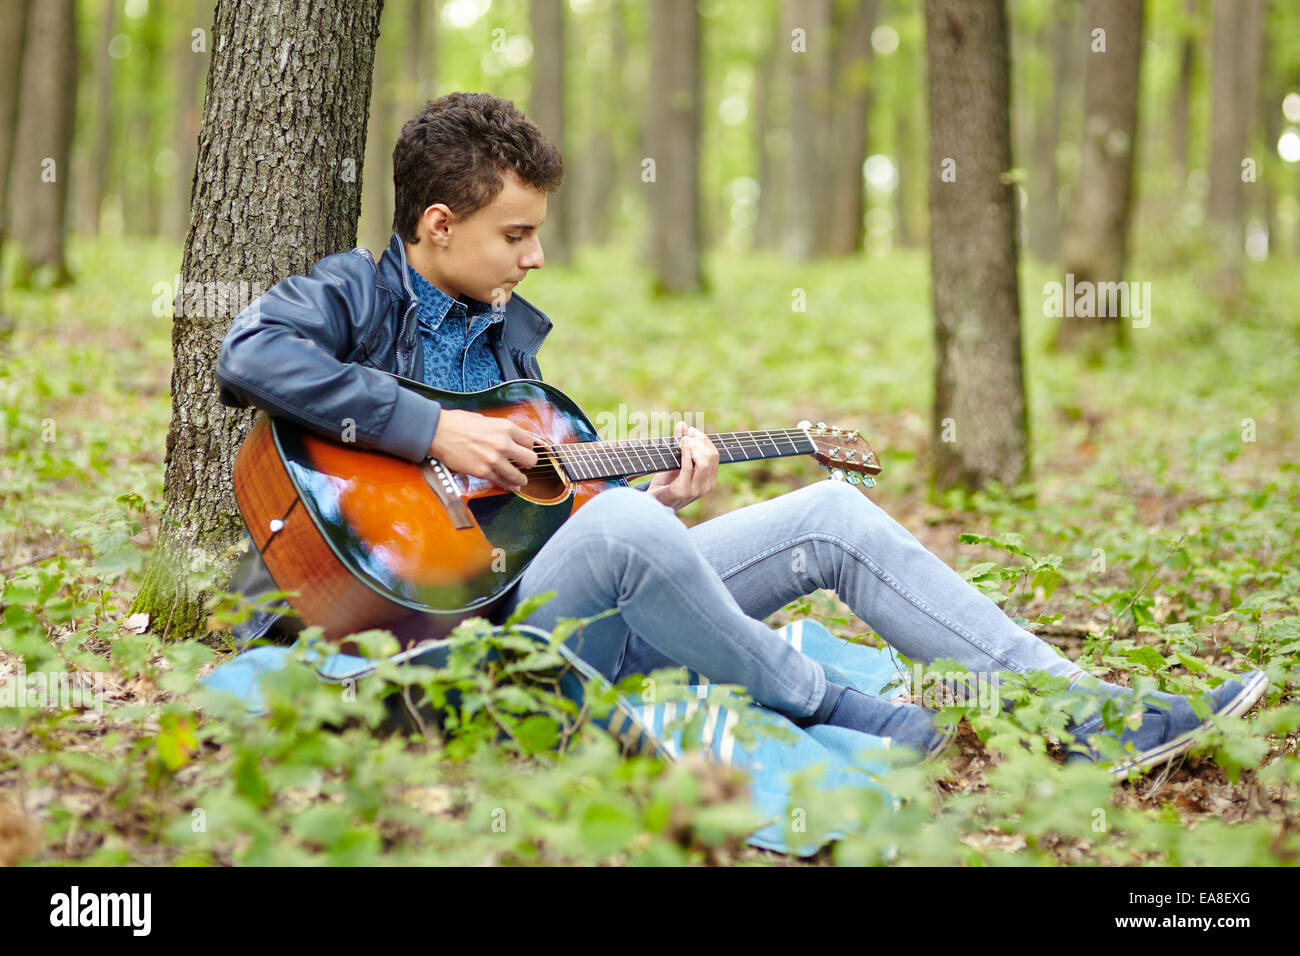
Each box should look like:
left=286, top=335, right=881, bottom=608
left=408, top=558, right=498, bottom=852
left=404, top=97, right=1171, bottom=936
left=520, top=441, right=569, bottom=503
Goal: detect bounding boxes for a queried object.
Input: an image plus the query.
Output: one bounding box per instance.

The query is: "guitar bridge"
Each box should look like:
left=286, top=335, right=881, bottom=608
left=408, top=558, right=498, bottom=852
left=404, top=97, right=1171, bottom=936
left=421, top=459, right=475, bottom=529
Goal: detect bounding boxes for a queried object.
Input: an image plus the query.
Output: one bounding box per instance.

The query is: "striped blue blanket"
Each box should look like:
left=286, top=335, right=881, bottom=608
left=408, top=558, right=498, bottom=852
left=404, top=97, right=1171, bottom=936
left=199, top=618, right=910, bottom=857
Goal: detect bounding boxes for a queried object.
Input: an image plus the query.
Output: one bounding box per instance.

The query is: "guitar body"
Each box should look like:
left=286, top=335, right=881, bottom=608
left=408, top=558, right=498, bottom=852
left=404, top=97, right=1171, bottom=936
left=233, top=377, right=625, bottom=651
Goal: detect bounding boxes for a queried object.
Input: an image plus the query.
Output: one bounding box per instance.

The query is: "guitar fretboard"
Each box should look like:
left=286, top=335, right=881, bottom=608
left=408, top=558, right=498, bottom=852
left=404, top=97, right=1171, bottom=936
left=554, top=429, right=816, bottom=482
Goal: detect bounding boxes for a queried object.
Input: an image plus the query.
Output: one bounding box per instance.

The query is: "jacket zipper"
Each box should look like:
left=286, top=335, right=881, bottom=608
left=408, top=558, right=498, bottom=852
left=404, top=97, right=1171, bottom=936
left=396, top=301, right=416, bottom=377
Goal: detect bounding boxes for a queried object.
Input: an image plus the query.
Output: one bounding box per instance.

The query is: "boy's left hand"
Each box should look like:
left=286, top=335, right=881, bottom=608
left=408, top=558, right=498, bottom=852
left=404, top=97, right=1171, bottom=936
left=645, top=422, right=718, bottom=511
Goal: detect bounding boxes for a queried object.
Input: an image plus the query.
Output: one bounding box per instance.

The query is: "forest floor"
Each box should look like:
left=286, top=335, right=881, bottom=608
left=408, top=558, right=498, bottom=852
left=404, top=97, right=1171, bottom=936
left=1, top=236, right=1297, bottom=865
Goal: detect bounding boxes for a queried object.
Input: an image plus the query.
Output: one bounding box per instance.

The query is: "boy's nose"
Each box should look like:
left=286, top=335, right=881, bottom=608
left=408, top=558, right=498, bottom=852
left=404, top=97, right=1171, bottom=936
left=521, top=237, right=544, bottom=269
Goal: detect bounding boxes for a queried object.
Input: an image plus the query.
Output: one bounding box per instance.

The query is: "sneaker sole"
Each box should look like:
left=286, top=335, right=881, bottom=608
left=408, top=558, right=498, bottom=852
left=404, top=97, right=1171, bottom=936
left=1105, top=671, right=1269, bottom=777
left=923, top=724, right=959, bottom=764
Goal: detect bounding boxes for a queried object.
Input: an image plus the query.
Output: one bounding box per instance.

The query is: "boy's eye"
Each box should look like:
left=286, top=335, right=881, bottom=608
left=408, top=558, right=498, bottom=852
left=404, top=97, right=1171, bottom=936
left=506, top=234, right=523, bottom=243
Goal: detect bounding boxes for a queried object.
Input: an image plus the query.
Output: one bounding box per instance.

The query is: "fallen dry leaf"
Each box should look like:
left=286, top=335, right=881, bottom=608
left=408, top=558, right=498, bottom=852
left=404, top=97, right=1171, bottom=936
left=119, top=612, right=150, bottom=635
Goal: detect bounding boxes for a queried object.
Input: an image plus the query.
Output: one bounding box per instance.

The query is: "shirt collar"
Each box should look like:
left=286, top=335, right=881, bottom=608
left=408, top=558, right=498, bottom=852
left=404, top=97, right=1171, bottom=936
left=406, top=265, right=501, bottom=331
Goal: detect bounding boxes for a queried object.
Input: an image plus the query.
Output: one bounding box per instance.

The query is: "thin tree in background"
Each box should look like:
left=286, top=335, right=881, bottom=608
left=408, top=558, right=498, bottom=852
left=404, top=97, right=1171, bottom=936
left=893, top=23, right=925, bottom=249
left=577, top=0, right=626, bottom=246
left=1027, top=0, right=1079, bottom=264
left=168, top=0, right=212, bottom=242
left=753, top=4, right=787, bottom=252
left=6, top=0, right=77, bottom=287
left=646, top=0, right=702, bottom=294
left=925, top=0, right=1029, bottom=492
left=129, top=0, right=384, bottom=640
left=0, top=0, right=31, bottom=336
left=1208, top=0, right=1263, bottom=285
left=0, top=0, right=32, bottom=253
left=126, top=13, right=164, bottom=237
left=1057, top=0, right=1144, bottom=353
left=362, top=12, right=393, bottom=255
left=86, top=0, right=116, bottom=238
left=531, top=0, right=571, bottom=265
left=824, top=0, right=880, bottom=256
left=1257, top=2, right=1278, bottom=254
left=784, top=0, right=833, bottom=260
left=1170, top=0, right=1199, bottom=188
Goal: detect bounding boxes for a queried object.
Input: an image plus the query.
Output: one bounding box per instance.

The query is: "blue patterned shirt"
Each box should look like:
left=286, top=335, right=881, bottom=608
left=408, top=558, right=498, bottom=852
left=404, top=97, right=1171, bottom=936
left=407, top=265, right=505, bottom=392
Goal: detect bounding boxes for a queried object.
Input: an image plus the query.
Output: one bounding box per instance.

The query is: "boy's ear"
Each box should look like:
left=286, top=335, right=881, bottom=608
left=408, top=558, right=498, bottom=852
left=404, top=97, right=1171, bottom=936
left=422, top=203, right=457, bottom=246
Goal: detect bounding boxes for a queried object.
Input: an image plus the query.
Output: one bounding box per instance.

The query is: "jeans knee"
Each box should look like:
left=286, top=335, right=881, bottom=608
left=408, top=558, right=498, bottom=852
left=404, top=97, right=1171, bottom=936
left=577, top=486, right=686, bottom=545
left=799, top=477, right=886, bottom=531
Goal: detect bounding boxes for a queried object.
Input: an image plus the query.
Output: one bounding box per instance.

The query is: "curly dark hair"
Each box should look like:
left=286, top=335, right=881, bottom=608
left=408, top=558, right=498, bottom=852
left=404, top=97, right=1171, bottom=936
left=391, top=92, right=564, bottom=244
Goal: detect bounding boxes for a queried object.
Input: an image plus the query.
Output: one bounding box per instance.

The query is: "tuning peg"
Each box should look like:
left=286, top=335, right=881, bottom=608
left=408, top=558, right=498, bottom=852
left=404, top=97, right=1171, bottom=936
left=846, top=449, right=857, bottom=461
left=846, top=472, right=861, bottom=485
left=860, top=476, right=876, bottom=489
left=816, top=421, right=827, bottom=430
left=830, top=468, right=846, bottom=481
left=829, top=446, right=841, bottom=458
left=831, top=425, right=841, bottom=436
left=796, top=419, right=811, bottom=430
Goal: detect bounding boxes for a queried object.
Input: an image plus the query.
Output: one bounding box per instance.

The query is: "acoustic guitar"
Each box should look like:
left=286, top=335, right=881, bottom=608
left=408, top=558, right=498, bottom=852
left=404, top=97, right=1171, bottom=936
left=232, top=374, right=882, bottom=651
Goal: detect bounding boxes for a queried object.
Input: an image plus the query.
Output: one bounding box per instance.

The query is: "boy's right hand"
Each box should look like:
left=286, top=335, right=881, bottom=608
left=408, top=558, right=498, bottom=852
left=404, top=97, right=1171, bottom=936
left=428, top=408, right=538, bottom=493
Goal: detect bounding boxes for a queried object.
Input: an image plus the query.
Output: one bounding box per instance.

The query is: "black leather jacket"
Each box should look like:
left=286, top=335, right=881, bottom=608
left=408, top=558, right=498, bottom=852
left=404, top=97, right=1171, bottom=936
left=215, top=232, right=554, bottom=644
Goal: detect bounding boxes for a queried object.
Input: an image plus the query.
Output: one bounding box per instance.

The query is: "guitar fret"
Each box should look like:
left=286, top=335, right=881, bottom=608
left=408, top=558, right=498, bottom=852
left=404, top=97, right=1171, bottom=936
left=595, top=440, right=619, bottom=479
left=629, top=438, right=655, bottom=475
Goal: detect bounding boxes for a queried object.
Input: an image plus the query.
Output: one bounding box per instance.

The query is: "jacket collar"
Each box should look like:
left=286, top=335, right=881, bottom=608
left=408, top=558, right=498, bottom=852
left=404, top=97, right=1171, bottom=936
left=378, top=231, right=552, bottom=355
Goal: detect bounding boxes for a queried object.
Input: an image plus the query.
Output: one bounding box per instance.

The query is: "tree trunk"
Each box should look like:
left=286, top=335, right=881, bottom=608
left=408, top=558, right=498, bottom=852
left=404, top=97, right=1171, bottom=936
left=124, top=13, right=165, bottom=237
left=894, top=42, right=926, bottom=249
left=0, top=0, right=32, bottom=250
left=530, top=0, right=570, bottom=265
left=1207, top=0, right=1261, bottom=282
left=646, top=0, right=702, bottom=294
left=1170, top=0, right=1197, bottom=187
left=1238, top=0, right=1262, bottom=254
left=1257, top=4, right=1277, bottom=256
left=7, top=0, right=77, bottom=287
left=362, top=9, right=393, bottom=254
left=578, top=0, right=626, bottom=247
left=1027, top=0, right=1076, bottom=263
left=0, top=0, right=30, bottom=338
left=85, top=0, right=116, bottom=239
left=129, top=0, right=384, bottom=641
left=167, top=0, right=211, bottom=243
left=784, top=0, right=833, bottom=260
left=824, top=0, right=879, bottom=256
left=753, top=4, right=786, bottom=251
left=925, top=0, right=1029, bottom=493
left=1056, top=0, right=1143, bottom=354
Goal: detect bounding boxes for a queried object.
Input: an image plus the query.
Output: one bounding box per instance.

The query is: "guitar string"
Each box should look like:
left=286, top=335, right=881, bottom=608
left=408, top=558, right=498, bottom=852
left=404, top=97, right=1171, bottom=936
left=531, top=429, right=850, bottom=460
left=515, top=433, right=875, bottom=479
left=523, top=433, right=823, bottom=471
left=521, top=434, right=873, bottom=472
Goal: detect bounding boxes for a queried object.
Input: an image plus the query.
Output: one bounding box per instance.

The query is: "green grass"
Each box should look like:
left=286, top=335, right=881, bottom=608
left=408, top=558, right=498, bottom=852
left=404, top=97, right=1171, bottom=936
left=0, top=234, right=1297, bottom=865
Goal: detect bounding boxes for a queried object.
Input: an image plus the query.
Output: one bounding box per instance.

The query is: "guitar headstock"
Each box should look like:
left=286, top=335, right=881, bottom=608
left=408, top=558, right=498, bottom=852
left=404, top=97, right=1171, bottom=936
left=797, top=420, right=882, bottom=487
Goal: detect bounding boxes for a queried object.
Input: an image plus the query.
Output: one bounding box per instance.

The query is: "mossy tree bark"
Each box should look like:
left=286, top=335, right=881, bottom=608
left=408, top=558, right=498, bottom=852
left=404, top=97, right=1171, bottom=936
left=925, top=0, right=1030, bottom=494
left=130, top=0, right=384, bottom=641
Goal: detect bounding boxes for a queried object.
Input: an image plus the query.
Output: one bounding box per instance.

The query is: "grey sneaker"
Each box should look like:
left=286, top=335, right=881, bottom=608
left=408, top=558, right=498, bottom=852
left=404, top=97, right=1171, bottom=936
left=1064, top=670, right=1268, bottom=776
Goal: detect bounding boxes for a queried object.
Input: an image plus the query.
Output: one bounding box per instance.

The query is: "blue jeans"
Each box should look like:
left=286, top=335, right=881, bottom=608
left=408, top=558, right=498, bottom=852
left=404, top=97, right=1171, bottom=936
left=495, top=480, right=1083, bottom=719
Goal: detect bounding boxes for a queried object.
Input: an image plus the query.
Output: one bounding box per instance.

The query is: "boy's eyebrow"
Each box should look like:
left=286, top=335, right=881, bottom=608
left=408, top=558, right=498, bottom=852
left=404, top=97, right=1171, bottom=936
left=504, top=222, right=538, bottom=230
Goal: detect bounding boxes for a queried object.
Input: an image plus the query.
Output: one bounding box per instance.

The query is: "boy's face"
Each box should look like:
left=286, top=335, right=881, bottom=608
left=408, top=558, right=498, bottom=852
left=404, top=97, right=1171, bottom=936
left=417, top=169, right=547, bottom=306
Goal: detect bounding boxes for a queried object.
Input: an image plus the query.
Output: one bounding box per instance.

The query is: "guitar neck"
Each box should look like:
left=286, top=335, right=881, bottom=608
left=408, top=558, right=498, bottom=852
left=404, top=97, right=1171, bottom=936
left=553, top=429, right=816, bottom=482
